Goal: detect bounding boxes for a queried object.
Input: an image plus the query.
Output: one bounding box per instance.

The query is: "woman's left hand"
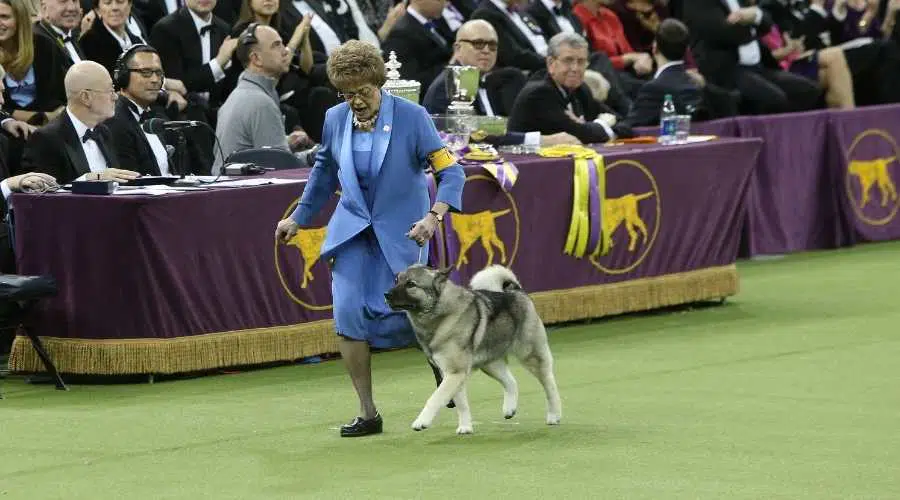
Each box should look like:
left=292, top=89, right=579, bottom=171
left=406, top=214, right=438, bottom=247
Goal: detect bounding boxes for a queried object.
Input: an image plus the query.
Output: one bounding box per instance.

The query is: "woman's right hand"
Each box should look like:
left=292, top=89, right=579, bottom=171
left=275, top=218, right=299, bottom=243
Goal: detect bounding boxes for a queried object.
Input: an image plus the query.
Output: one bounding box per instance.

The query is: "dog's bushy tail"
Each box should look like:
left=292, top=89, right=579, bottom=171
left=469, top=265, right=523, bottom=292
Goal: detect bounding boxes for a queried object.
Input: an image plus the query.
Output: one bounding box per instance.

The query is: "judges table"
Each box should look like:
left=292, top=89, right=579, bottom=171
left=8, top=137, right=762, bottom=375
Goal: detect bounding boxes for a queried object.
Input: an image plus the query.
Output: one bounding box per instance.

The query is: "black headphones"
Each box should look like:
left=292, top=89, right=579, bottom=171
left=113, top=43, right=163, bottom=91
left=235, top=22, right=261, bottom=67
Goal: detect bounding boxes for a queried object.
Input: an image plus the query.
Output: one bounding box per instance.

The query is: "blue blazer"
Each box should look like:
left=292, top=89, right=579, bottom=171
left=291, top=91, right=466, bottom=275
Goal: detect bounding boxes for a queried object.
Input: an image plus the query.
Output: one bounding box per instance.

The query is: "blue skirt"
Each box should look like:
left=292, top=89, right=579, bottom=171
left=330, top=227, right=417, bottom=349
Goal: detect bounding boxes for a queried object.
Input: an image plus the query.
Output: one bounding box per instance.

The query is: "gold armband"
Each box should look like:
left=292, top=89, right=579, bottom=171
left=428, top=147, right=457, bottom=172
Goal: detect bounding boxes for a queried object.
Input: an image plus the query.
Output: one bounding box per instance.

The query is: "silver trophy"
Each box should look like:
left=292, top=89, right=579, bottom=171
left=445, top=65, right=480, bottom=115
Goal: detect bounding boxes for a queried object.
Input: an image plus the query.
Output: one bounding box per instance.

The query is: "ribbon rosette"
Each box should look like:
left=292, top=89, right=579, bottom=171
left=538, top=145, right=611, bottom=260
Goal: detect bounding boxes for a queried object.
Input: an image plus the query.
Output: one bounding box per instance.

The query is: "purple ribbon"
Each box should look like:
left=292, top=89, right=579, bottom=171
left=587, top=158, right=602, bottom=254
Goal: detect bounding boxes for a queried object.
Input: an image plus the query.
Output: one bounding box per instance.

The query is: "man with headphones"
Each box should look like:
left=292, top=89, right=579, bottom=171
left=101, top=44, right=176, bottom=177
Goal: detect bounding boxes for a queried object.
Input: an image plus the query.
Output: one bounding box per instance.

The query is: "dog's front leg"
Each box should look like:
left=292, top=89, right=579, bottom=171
left=453, top=383, right=473, bottom=435
left=411, top=371, right=468, bottom=431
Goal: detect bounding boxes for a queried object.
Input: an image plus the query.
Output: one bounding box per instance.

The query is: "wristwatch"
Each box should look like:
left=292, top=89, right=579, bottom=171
left=428, top=210, right=443, bottom=222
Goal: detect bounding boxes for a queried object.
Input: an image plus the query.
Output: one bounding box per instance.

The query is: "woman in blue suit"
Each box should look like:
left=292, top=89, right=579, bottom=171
left=275, top=40, right=465, bottom=437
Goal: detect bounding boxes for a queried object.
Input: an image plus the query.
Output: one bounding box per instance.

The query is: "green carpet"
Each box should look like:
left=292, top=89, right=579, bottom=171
left=2, top=242, right=899, bottom=499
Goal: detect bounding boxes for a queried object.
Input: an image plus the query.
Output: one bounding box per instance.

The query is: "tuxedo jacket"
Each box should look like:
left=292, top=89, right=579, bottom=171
left=133, top=0, right=240, bottom=31
left=623, top=63, right=705, bottom=127
left=21, top=112, right=119, bottom=184
left=148, top=8, right=231, bottom=105
left=526, top=0, right=584, bottom=40
left=508, top=75, right=628, bottom=144
left=103, top=97, right=175, bottom=176
left=382, top=13, right=454, bottom=99
left=33, top=20, right=85, bottom=69
left=280, top=0, right=350, bottom=56
left=78, top=15, right=146, bottom=77
left=682, top=0, right=780, bottom=87
left=471, top=0, right=548, bottom=72
left=423, top=67, right=529, bottom=145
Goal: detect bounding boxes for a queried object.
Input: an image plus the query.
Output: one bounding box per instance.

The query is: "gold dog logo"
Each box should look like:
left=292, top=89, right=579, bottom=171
left=846, top=130, right=900, bottom=226
left=591, top=160, right=660, bottom=275
left=284, top=227, right=328, bottom=289
left=274, top=197, right=336, bottom=311
left=447, top=174, right=520, bottom=271
left=602, top=192, right=654, bottom=252
left=449, top=209, right=510, bottom=269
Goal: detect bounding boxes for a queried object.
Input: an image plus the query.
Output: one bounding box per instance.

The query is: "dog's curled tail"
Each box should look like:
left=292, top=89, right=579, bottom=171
left=470, top=265, right=523, bottom=292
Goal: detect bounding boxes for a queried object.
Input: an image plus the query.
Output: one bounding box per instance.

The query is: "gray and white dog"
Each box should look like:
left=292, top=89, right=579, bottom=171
left=384, top=264, right=562, bottom=434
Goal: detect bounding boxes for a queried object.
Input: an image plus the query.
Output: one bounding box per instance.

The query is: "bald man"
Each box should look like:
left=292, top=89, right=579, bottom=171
left=423, top=20, right=577, bottom=147
left=21, top=61, right=140, bottom=184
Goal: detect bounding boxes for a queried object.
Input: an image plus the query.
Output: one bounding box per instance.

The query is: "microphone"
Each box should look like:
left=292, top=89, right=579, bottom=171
left=141, top=118, right=202, bottom=134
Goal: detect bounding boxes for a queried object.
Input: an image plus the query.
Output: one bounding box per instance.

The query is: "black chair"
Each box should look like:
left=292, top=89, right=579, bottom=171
left=225, top=147, right=308, bottom=170
left=0, top=274, right=67, bottom=398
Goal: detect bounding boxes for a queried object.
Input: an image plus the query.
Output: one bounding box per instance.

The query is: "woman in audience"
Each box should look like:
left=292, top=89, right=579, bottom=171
left=613, top=0, right=668, bottom=53
left=833, top=0, right=883, bottom=42
left=78, top=0, right=147, bottom=76
left=759, top=24, right=856, bottom=108
left=0, top=0, right=67, bottom=126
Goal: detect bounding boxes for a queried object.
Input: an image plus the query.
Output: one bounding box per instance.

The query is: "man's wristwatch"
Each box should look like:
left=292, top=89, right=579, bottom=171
left=428, top=210, right=443, bottom=222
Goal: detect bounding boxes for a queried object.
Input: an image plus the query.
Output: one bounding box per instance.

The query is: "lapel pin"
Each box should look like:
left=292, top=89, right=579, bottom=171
left=383, top=124, right=391, bottom=132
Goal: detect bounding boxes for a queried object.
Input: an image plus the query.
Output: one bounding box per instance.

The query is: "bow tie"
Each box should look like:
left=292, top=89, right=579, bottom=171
left=82, top=128, right=100, bottom=143
left=126, top=100, right=153, bottom=121
left=199, top=24, right=212, bottom=36
left=61, top=35, right=73, bottom=44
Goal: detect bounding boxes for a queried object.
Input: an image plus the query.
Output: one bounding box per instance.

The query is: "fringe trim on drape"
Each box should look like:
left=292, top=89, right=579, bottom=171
left=9, top=266, right=738, bottom=375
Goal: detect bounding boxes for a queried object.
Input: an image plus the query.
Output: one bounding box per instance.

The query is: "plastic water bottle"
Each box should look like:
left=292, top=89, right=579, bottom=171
left=658, top=94, right=676, bottom=145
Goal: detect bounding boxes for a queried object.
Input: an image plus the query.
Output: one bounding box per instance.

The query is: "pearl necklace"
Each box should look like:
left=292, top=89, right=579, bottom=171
left=353, top=114, right=378, bottom=132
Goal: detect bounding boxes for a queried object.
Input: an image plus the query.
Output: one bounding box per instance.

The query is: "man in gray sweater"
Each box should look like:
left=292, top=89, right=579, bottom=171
left=213, top=24, right=311, bottom=172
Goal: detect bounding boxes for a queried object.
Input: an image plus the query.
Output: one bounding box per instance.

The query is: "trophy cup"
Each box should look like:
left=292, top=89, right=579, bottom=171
left=382, top=51, right=421, bottom=104
left=446, top=65, right=480, bottom=115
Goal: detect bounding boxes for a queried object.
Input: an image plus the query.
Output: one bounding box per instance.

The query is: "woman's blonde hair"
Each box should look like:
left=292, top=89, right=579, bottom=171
left=326, top=40, right=387, bottom=91
left=0, top=0, right=35, bottom=81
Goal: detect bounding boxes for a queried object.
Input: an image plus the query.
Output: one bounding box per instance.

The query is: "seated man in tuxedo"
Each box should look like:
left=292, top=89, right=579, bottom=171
left=683, top=0, right=822, bottom=114
left=21, top=61, right=141, bottom=185
left=471, top=0, right=551, bottom=72
left=624, top=18, right=705, bottom=127
left=424, top=19, right=577, bottom=147
left=34, top=0, right=85, bottom=70
left=508, top=32, right=633, bottom=144
left=103, top=44, right=177, bottom=177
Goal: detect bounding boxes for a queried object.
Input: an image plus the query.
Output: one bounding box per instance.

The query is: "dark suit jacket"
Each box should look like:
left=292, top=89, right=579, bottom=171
left=33, top=21, right=85, bottom=69
left=280, top=0, right=351, bottom=57
left=103, top=97, right=174, bottom=176
left=1, top=35, right=68, bottom=116
left=21, top=112, right=119, bottom=184
left=78, top=15, right=146, bottom=76
left=382, top=13, right=453, bottom=99
left=423, top=67, right=530, bottom=145
left=471, top=0, right=548, bottom=72
left=508, top=75, right=629, bottom=144
left=149, top=8, right=231, bottom=105
left=682, top=0, right=780, bottom=87
left=526, top=0, right=584, bottom=40
left=623, top=63, right=704, bottom=127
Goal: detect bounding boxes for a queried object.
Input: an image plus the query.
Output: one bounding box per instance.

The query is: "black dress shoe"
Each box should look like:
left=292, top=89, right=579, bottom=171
left=340, top=413, right=383, bottom=437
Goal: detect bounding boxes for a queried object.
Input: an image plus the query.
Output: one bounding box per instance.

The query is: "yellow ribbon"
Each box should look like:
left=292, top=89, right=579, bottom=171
left=538, top=145, right=609, bottom=259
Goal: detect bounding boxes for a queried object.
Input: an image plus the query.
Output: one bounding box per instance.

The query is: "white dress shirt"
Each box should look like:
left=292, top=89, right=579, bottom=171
left=188, top=8, right=229, bottom=101
left=540, top=0, right=575, bottom=34
left=653, top=60, right=684, bottom=79
left=48, top=24, right=82, bottom=63
left=489, top=0, right=549, bottom=56
left=126, top=98, right=170, bottom=175
left=67, top=108, right=110, bottom=181
left=721, top=0, right=762, bottom=66
left=293, top=0, right=343, bottom=55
